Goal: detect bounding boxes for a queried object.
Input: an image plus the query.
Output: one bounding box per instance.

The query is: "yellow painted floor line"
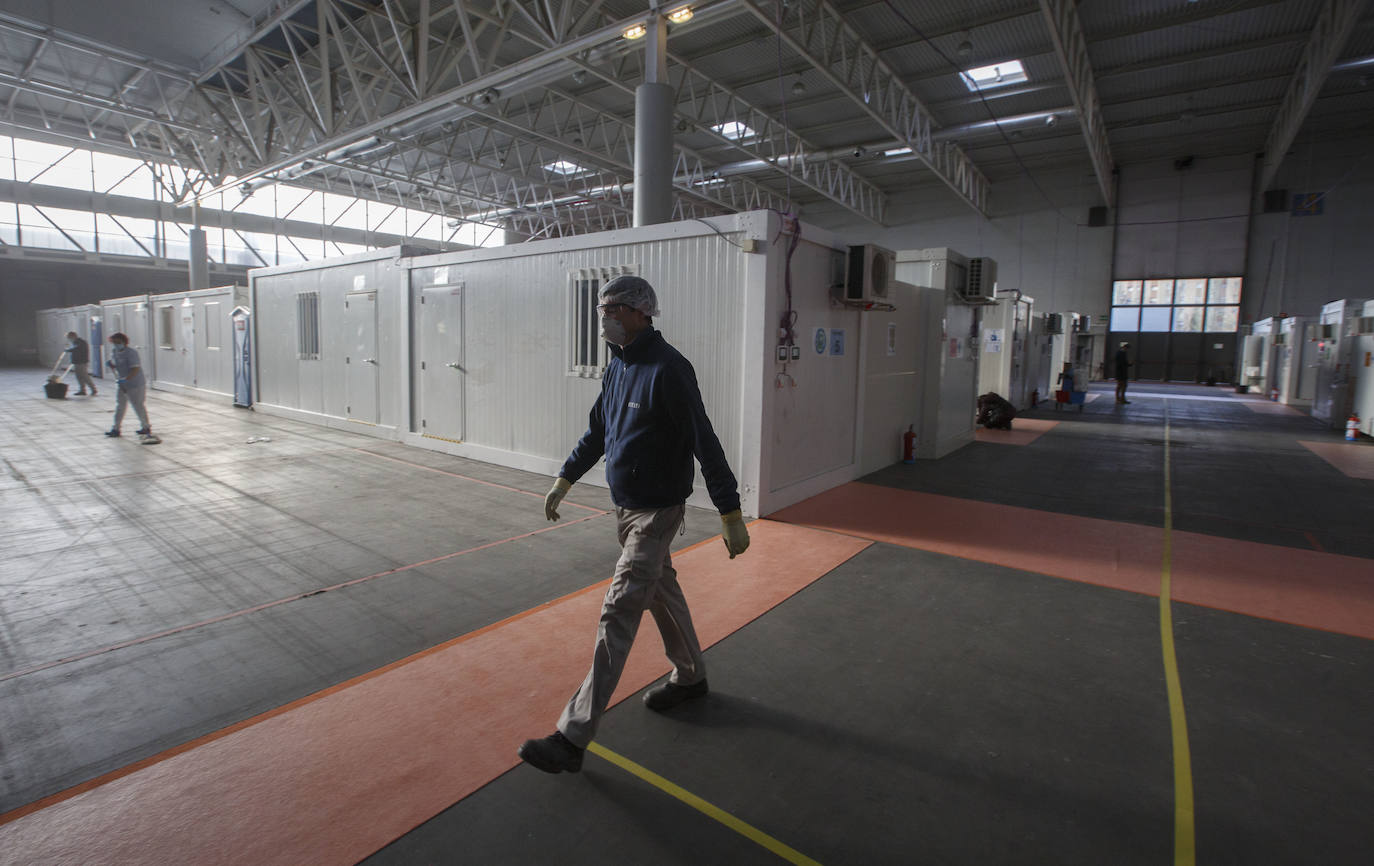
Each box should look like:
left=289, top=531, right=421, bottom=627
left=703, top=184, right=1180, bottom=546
left=588, top=743, right=823, bottom=866
left=1160, top=404, right=1196, bottom=865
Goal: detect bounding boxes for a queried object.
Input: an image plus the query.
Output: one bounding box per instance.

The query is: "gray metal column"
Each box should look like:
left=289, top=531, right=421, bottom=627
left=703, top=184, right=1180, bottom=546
left=189, top=200, right=209, bottom=290
left=634, top=11, right=673, bottom=227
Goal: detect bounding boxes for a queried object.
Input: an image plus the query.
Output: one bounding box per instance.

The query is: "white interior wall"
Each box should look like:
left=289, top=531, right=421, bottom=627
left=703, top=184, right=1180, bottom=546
left=858, top=284, right=922, bottom=476
left=1247, top=131, right=1374, bottom=323
left=822, top=167, right=1114, bottom=326
left=1114, top=155, right=1251, bottom=281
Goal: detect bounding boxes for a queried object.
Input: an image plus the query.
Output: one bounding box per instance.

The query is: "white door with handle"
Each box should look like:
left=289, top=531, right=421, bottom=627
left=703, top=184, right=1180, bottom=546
left=344, top=291, right=379, bottom=424
left=416, top=282, right=464, bottom=441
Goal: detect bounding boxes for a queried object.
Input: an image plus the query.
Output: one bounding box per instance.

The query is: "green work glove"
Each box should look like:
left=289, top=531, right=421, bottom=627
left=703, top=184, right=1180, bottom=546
left=721, top=509, right=750, bottom=559
left=544, top=477, right=572, bottom=521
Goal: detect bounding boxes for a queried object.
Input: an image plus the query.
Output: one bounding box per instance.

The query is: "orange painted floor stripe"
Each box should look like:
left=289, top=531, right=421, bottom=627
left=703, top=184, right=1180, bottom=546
left=975, top=418, right=1059, bottom=446
left=1299, top=439, right=1374, bottom=479
left=0, top=521, right=870, bottom=865
left=771, top=482, right=1374, bottom=640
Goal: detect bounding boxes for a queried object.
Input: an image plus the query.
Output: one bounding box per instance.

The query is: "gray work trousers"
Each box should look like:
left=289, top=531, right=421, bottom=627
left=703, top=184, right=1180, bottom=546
left=557, top=503, right=705, bottom=748
left=114, top=381, right=150, bottom=431
left=72, top=363, right=96, bottom=393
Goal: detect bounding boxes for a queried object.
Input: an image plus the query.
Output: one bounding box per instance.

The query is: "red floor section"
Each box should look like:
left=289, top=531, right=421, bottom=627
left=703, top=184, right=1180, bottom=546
left=0, top=522, right=869, bottom=865
left=771, top=482, right=1374, bottom=640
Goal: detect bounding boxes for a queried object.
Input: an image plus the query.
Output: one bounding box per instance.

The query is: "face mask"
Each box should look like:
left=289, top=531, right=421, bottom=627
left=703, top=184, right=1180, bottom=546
left=600, top=315, right=628, bottom=346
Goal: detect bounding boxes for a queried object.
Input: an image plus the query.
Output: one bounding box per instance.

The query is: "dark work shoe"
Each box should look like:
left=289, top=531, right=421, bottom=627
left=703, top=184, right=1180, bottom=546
left=104, top=429, right=120, bottom=437
left=135, top=427, right=151, bottom=436
left=643, top=679, right=709, bottom=711
left=517, top=731, right=584, bottom=774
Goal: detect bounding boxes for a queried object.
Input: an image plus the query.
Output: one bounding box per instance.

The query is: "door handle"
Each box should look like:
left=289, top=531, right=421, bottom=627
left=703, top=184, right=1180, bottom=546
left=364, top=358, right=378, bottom=365
left=446, top=362, right=463, bottom=370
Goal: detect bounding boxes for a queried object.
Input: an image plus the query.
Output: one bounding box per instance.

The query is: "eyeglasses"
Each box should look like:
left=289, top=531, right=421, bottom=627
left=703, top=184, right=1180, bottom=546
left=596, top=302, right=632, bottom=315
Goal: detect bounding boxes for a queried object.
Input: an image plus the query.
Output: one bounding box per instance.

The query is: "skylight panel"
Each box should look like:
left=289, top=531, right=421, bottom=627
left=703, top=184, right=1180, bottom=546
left=960, top=60, right=1027, bottom=92
left=544, top=160, right=588, bottom=176
left=712, top=121, right=757, bottom=141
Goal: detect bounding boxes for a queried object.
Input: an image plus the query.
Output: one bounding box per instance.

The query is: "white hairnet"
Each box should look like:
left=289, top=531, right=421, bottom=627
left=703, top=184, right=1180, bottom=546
left=600, top=275, right=660, bottom=317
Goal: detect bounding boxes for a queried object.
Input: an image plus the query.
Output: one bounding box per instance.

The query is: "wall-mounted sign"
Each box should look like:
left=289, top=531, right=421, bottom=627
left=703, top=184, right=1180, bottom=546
left=829, top=329, right=846, bottom=356
left=887, top=323, right=897, bottom=356
left=985, top=328, right=1004, bottom=353
left=814, top=327, right=828, bottom=355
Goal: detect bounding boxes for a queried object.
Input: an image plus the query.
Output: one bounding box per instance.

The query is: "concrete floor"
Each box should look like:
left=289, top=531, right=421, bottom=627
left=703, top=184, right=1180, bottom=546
left=1, top=369, right=1371, bottom=865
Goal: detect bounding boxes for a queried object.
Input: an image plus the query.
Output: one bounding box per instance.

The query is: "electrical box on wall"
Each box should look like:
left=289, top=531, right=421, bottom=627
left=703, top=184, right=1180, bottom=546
left=844, top=244, right=896, bottom=303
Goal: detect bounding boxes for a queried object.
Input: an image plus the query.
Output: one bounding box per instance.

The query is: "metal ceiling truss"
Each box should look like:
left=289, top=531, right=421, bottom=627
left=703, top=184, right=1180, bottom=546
left=1259, top=0, right=1369, bottom=189
left=1037, top=0, right=1115, bottom=209
left=737, top=0, right=988, bottom=216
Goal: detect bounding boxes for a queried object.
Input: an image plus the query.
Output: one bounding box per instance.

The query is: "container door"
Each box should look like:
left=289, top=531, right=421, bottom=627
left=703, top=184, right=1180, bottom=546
left=344, top=291, right=379, bottom=424
left=416, top=282, right=465, bottom=441
left=180, top=301, right=196, bottom=385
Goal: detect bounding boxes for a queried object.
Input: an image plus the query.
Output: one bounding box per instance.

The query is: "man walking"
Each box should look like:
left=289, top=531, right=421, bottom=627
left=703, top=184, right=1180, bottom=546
left=105, top=332, right=152, bottom=438
left=64, top=331, right=97, bottom=396
left=518, top=275, right=750, bottom=774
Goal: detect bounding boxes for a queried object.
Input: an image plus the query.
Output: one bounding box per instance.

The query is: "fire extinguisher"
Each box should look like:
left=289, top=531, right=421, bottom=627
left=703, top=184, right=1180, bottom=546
left=1270, top=386, right=1279, bottom=402
left=1347, top=414, right=1361, bottom=441
left=1031, top=389, right=1039, bottom=407
left=903, top=425, right=916, bottom=464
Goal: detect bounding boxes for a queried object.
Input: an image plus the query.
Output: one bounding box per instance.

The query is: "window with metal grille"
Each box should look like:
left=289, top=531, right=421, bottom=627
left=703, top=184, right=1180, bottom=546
left=296, top=291, right=320, bottom=359
left=567, top=265, right=637, bottom=377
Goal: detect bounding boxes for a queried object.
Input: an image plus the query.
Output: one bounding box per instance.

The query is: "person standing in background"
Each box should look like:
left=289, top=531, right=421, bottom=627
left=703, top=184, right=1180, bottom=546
left=1114, top=342, right=1132, bottom=404
left=105, top=332, right=152, bottom=438
left=64, top=331, right=97, bottom=396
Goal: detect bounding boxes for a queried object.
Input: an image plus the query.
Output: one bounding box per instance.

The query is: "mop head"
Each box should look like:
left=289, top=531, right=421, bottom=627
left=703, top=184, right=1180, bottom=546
left=46, top=374, right=61, bottom=383
left=139, top=433, right=162, bottom=445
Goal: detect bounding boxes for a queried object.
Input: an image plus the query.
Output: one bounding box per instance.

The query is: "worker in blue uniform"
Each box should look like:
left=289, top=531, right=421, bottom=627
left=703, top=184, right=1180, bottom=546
left=105, top=332, right=152, bottom=437
left=518, top=275, right=750, bottom=774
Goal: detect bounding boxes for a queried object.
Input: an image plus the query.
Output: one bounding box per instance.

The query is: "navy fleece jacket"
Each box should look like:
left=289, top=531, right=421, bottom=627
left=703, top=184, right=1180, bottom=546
left=559, top=328, right=741, bottom=514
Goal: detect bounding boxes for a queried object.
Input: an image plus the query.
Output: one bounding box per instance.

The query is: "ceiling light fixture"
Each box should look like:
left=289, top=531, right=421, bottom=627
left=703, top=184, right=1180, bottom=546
left=623, top=23, right=647, bottom=39
left=667, top=6, right=694, bottom=24
left=791, top=78, right=806, bottom=96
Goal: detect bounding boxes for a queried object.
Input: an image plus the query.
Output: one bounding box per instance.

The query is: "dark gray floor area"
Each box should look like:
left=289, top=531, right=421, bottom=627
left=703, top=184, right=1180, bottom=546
left=369, top=543, right=1178, bottom=866
left=0, top=370, right=720, bottom=812
left=862, top=383, right=1374, bottom=558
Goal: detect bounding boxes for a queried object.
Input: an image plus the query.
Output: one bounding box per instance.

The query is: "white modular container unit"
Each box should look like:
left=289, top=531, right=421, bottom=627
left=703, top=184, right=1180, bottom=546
left=248, top=213, right=922, bottom=517
left=1246, top=317, right=1280, bottom=397
left=1274, top=315, right=1317, bottom=407
left=977, top=290, right=1035, bottom=409
left=1350, top=301, right=1374, bottom=437
left=1312, top=299, right=1368, bottom=428
left=35, top=308, right=68, bottom=369
left=895, top=248, right=980, bottom=459
left=99, top=294, right=154, bottom=381
left=35, top=304, right=105, bottom=374
left=149, top=285, right=250, bottom=399
left=251, top=247, right=418, bottom=434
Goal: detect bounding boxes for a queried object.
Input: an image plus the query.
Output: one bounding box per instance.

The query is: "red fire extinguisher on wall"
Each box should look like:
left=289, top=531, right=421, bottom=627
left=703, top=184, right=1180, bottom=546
left=1348, top=414, right=1361, bottom=441
left=903, top=425, right=916, bottom=464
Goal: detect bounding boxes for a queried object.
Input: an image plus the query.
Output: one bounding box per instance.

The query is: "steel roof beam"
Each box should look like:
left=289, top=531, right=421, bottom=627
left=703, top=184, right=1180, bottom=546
left=1037, top=0, right=1115, bottom=209
left=1260, top=0, right=1368, bottom=189
left=737, top=0, right=987, bottom=216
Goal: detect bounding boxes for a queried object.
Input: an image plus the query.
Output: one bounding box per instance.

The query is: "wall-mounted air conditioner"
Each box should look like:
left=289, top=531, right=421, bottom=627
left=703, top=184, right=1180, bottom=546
left=1358, top=316, right=1374, bottom=335
left=844, top=244, right=897, bottom=303
left=1273, top=333, right=1286, bottom=345
left=1045, top=313, right=1063, bottom=334
left=963, top=257, right=998, bottom=302
left=1320, top=323, right=1336, bottom=339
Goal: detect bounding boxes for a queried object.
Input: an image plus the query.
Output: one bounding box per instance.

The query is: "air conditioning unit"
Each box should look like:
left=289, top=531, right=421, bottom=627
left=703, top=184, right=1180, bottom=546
left=964, top=257, right=998, bottom=302
left=1273, top=333, right=1286, bottom=345
left=1358, top=316, right=1374, bottom=335
left=1045, top=313, right=1064, bottom=334
left=1320, top=323, right=1336, bottom=339
left=844, top=244, right=896, bottom=303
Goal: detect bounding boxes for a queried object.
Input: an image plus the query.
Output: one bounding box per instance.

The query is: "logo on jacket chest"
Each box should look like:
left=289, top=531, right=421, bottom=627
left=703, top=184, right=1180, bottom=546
left=627, top=401, right=641, bottom=409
